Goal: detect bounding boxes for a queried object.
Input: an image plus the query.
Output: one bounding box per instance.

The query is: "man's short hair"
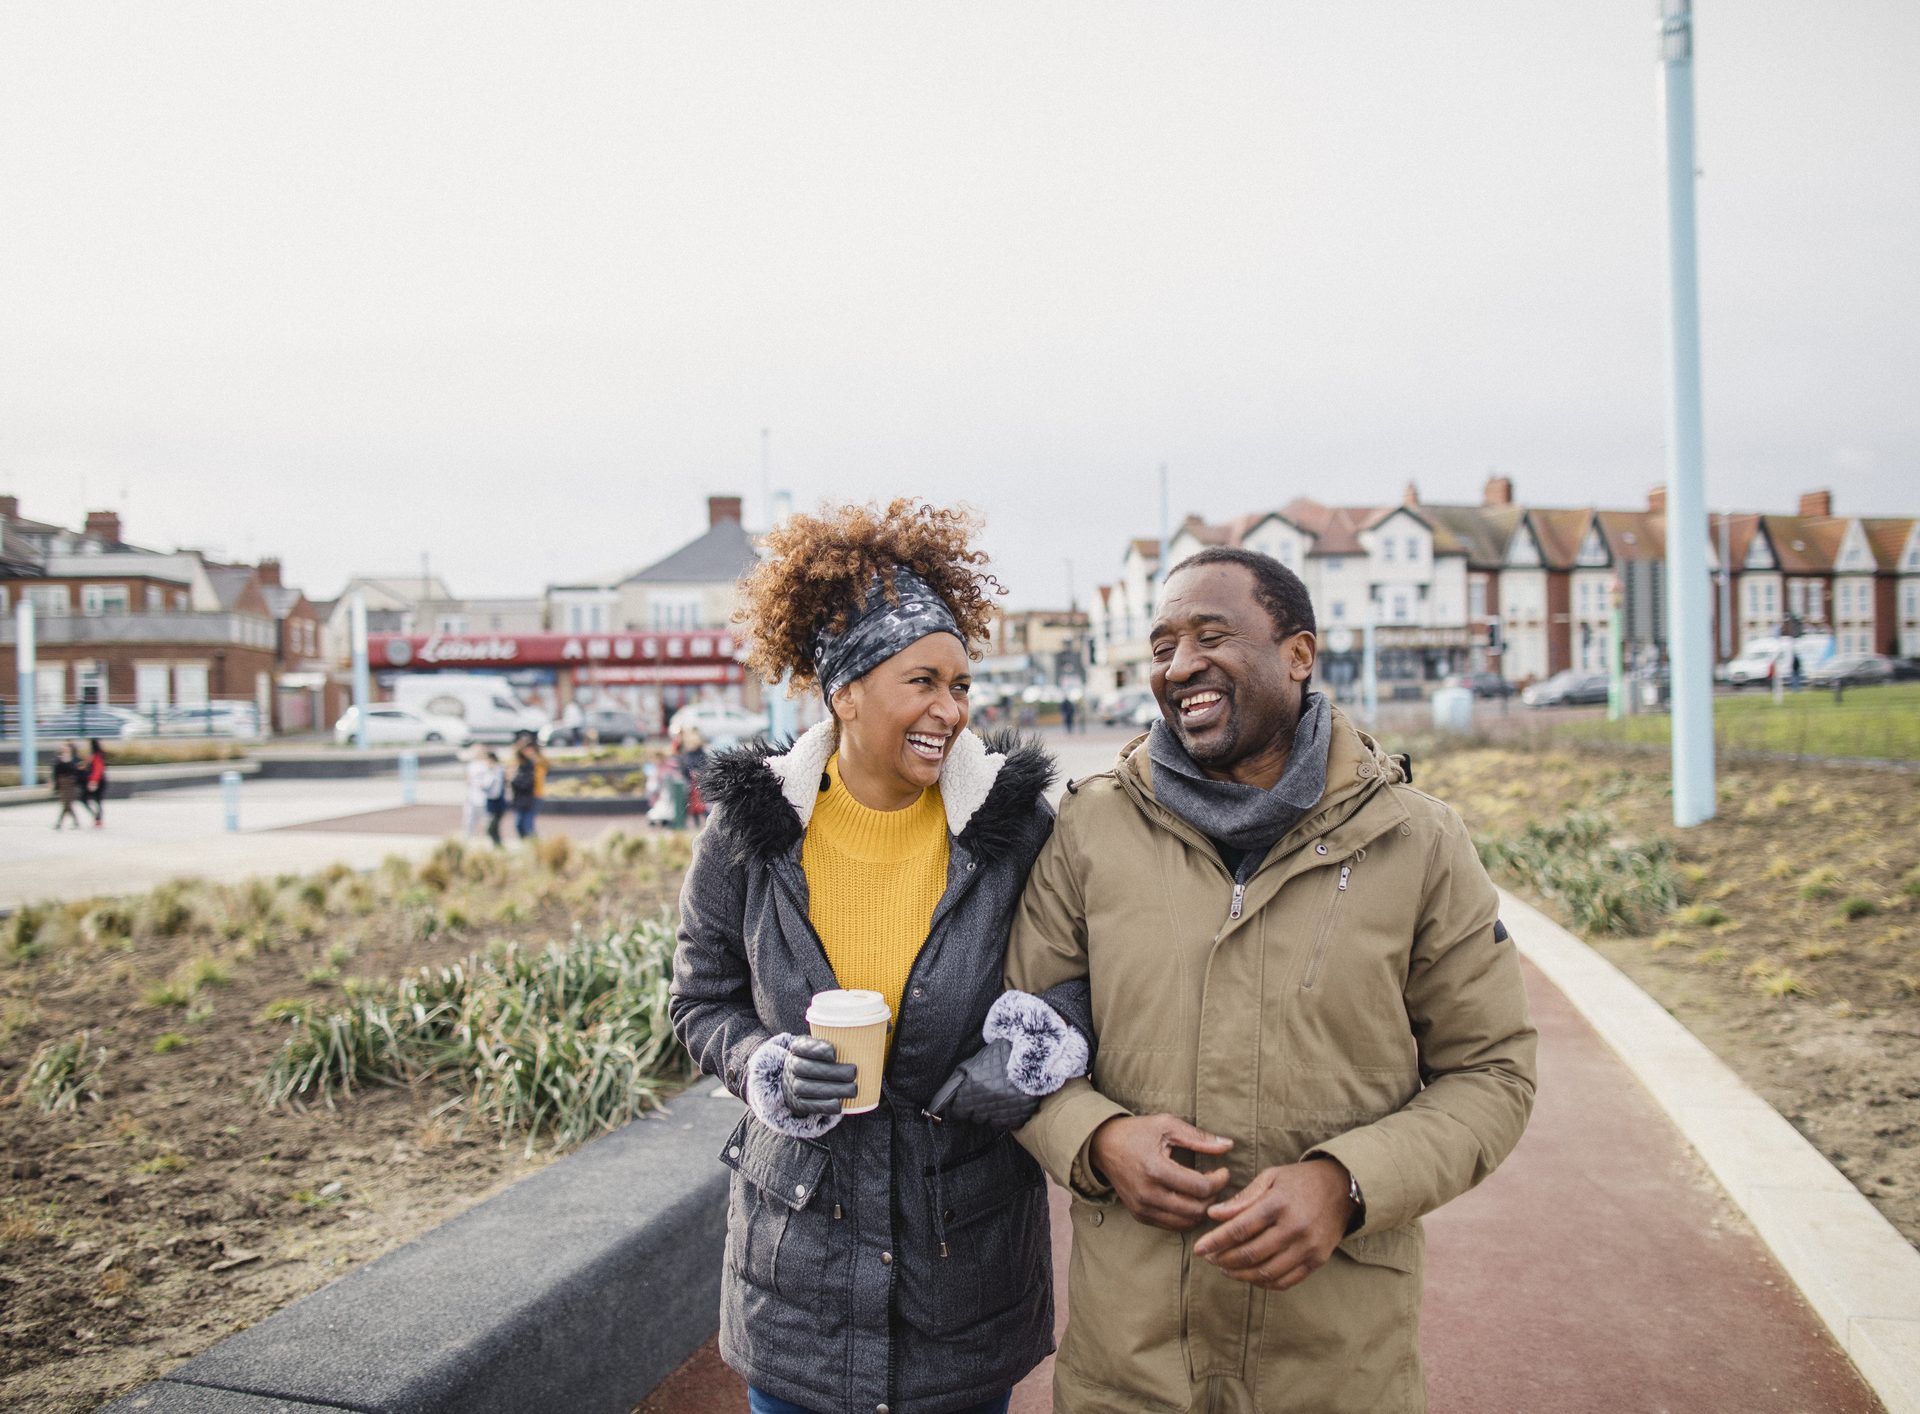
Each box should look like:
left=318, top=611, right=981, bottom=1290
left=1170, top=546, right=1316, bottom=643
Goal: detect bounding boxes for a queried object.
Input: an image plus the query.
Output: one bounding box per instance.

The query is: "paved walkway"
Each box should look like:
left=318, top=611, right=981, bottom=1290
left=0, top=766, right=646, bottom=909
left=643, top=955, right=1881, bottom=1411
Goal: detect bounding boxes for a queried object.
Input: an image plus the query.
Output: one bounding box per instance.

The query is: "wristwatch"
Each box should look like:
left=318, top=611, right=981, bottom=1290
left=1344, top=1168, right=1365, bottom=1234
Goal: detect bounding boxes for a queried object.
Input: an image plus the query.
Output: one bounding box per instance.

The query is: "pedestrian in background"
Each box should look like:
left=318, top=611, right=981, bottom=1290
left=82, top=738, right=109, bottom=827
left=52, top=742, right=83, bottom=830
left=462, top=743, right=499, bottom=839
left=677, top=726, right=709, bottom=829
left=510, top=736, right=544, bottom=839
left=481, top=749, right=508, bottom=846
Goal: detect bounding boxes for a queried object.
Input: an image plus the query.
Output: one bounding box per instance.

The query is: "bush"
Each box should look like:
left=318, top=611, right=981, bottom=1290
left=14, top=1031, right=108, bottom=1112
left=258, top=914, right=693, bottom=1152
left=1836, top=896, right=1880, bottom=922
left=1476, top=811, right=1681, bottom=936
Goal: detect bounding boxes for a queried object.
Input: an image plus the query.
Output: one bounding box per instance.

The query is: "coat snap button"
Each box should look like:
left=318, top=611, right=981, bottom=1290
left=881, top=1251, right=893, bottom=1265
left=1090, top=1210, right=1104, bottom=1226
left=794, top=1184, right=807, bottom=1199
left=1315, top=843, right=1328, bottom=855
left=912, top=987, right=924, bottom=999
left=727, top=1146, right=741, bottom=1159
left=878, top=1406, right=890, bottom=1413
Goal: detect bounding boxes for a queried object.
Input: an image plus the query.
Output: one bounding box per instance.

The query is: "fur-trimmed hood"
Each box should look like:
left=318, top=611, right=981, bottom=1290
left=700, top=718, right=1055, bottom=865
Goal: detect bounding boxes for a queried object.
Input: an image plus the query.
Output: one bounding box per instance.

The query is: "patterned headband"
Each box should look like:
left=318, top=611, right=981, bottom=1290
left=813, top=565, right=965, bottom=701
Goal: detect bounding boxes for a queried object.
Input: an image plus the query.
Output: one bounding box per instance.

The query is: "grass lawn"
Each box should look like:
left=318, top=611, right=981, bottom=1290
left=1555, top=681, right=1920, bottom=761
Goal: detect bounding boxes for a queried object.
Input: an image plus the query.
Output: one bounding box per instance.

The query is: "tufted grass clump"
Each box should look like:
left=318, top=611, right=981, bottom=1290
left=1836, top=896, right=1880, bottom=922
left=258, top=913, right=693, bottom=1152
left=1797, top=867, right=1843, bottom=902
left=13, top=1031, right=108, bottom=1113
left=1476, top=810, right=1681, bottom=936
left=1675, top=903, right=1730, bottom=929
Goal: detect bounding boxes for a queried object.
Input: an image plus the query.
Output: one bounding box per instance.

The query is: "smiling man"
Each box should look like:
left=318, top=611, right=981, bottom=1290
left=1005, top=546, right=1538, bottom=1413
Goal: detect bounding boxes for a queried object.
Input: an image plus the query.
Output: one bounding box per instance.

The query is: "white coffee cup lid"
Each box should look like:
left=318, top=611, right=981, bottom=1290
left=807, top=988, right=891, bottom=1028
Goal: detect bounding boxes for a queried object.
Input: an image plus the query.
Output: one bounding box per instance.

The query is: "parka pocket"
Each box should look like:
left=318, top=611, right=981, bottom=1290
left=719, top=1114, right=830, bottom=1300
left=907, top=1136, right=1048, bottom=1335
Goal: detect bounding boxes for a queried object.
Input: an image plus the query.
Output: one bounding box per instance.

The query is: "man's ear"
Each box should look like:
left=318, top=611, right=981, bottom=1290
left=1288, top=630, right=1318, bottom=683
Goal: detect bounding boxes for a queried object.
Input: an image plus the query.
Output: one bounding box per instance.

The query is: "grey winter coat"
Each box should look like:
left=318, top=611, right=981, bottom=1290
left=670, top=721, right=1059, bottom=1414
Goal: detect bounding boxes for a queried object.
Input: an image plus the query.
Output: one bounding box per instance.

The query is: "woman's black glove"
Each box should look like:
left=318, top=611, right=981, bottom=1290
left=931, top=1039, right=1042, bottom=1131
left=783, top=1035, right=860, bottom=1117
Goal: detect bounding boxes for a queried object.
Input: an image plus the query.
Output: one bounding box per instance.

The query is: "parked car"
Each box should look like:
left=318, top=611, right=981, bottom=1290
left=333, top=704, right=473, bottom=746
left=1442, top=671, right=1515, bottom=700
left=1806, top=653, right=1895, bottom=688
left=540, top=707, right=645, bottom=747
left=1096, top=686, right=1156, bottom=725
left=1520, top=670, right=1611, bottom=707
left=1722, top=634, right=1833, bottom=688
left=1891, top=658, right=1920, bottom=682
left=9, top=704, right=140, bottom=740
left=667, top=702, right=765, bottom=748
left=389, top=674, right=548, bottom=742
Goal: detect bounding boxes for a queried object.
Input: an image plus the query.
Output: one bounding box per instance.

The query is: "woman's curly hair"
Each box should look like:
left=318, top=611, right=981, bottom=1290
left=735, top=499, right=1003, bottom=691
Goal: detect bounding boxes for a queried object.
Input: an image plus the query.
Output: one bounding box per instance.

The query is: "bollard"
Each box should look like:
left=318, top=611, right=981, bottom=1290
left=221, top=770, right=242, bottom=832
left=399, top=750, right=418, bottom=806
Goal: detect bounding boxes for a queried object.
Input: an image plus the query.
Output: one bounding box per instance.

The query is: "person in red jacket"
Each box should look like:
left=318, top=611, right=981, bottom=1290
left=82, top=738, right=108, bottom=828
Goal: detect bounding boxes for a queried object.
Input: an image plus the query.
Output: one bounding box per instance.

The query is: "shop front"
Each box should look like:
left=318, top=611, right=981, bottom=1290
left=368, top=630, right=755, bottom=734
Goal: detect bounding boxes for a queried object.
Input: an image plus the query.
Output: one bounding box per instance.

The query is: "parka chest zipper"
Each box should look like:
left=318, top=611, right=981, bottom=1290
left=1302, top=848, right=1365, bottom=990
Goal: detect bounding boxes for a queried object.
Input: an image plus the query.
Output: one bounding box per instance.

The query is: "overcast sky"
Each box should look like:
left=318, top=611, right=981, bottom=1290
left=3, top=2, right=1915, bottom=610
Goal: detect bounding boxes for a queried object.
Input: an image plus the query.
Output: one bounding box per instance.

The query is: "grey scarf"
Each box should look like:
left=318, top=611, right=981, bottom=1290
left=1147, top=690, right=1332, bottom=877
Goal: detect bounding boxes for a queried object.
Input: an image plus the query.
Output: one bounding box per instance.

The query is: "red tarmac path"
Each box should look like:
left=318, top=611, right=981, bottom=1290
left=642, top=960, right=1882, bottom=1412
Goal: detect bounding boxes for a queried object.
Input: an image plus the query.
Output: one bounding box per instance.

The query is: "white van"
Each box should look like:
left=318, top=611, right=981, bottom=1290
left=1723, top=635, right=1833, bottom=688
left=388, top=674, right=549, bottom=742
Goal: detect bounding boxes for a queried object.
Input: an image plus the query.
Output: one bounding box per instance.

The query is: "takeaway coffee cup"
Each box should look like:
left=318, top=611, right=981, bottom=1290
left=806, top=989, right=891, bottom=1114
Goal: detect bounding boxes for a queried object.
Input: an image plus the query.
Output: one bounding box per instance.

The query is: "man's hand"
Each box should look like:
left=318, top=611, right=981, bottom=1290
left=1191, top=1158, right=1357, bottom=1290
left=1088, top=1114, right=1233, bottom=1231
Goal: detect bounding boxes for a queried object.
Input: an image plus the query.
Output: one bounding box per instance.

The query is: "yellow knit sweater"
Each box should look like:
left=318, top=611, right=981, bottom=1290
left=802, top=755, right=950, bottom=1046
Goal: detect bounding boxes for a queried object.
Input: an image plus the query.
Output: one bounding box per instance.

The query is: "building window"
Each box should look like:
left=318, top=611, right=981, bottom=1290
left=648, top=594, right=701, bottom=630
left=135, top=664, right=170, bottom=711
left=1407, top=537, right=1421, bottom=561
left=173, top=591, right=189, bottom=610
left=1329, top=600, right=1345, bottom=621
left=24, top=585, right=70, bottom=617
left=145, top=585, right=165, bottom=611
left=1468, top=579, right=1487, bottom=620
left=73, top=661, right=106, bottom=705
left=82, top=585, right=130, bottom=616
left=174, top=665, right=209, bottom=708
left=1809, top=583, right=1824, bottom=621
left=0, top=586, right=8, bottom=613
left=1381, top=540, right=1395, bottom=563
left=435, top=615, right=467, bottom=635
left=1323, top=557, right=1344, bottom=572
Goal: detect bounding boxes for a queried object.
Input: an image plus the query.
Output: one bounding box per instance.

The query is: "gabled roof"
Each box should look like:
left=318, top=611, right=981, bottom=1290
left=1127, top=537, right=1161, bottom=559
left=619, top=517, right=758, bottom=586
left=261, top=586, right=305, bottom=619
left=1420, top=503, right=1524, bottom=569
left=1862, top=518, right=1917, bottom=570
left=1522, top=507, right=1589, bottom=569
left=1759, top=515, right=1836, bottom=575
left=1593, top=509, right=1666, bottom=563
left=206, top=566, right=256, bottom=610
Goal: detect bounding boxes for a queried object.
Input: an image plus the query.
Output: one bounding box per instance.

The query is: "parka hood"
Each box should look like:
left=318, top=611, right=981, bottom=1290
left=700, top=718, right=1056, bottom=865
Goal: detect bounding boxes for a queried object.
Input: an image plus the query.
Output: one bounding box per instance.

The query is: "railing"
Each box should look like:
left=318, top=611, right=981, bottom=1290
left=0, top=695, right=265, bottom=742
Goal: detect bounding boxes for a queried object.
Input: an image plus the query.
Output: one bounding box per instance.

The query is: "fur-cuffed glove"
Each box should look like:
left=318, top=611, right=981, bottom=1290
left=745, top=1033, right=857, bottom=1139
left=933, top=990, right=1093, bottom=1130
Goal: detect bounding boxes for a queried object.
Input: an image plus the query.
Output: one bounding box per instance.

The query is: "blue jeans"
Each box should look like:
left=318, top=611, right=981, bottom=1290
left=749, top=1390, right=1010, bottom=1414
left=513, top=804, right=537, bottom=838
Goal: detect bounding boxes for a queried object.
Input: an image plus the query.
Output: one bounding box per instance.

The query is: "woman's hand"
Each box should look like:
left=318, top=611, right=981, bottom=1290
left=933, top=1039, right=1042, bottom=1131
left=783, top=1036, right=860, bottom=1116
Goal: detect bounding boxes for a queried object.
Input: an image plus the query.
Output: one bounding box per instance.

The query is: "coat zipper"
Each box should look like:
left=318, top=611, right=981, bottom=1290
left=1302, top=851, right=1362, bottom=990
left=1228, top=881, right=1246, bottom=920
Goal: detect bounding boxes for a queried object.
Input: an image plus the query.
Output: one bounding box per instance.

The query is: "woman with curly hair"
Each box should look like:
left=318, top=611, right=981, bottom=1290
left=671, top=500, right=1092, bottom=1414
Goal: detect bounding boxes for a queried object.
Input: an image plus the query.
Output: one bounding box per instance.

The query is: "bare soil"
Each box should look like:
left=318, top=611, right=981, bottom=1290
left=0, top=832, right=689, bottom=1413
left=1417, top=744, right=1920, bottom=1247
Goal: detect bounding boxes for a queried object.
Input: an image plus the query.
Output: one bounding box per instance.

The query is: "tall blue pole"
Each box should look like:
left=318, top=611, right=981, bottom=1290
left=15, top=601, right=37, bottom=788
left=1660, top=0, right=1716, bottom=826
left=350, top=591, right=371, bottom=751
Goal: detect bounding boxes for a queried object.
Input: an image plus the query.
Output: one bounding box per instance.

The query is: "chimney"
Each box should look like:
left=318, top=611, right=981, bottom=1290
left=84, top=510, right=122, bottom=544
left=1647, top=486, right=1666, bottom=515
left=1798, top=489, right=1832, bottom=518
left=257, top=557, right=283, bottom=588
left=1403, top=480, right=1420, bottom=507
left=0, top=495, right=17, bottom=521
left=708, top=495, right=743, bottom=528
left=1482, top=476, right=1512, bottom=507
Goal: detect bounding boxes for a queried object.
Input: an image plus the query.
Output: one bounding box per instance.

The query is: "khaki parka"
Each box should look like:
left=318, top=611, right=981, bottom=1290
left=1006, top=709, right=1537, bottom=1413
